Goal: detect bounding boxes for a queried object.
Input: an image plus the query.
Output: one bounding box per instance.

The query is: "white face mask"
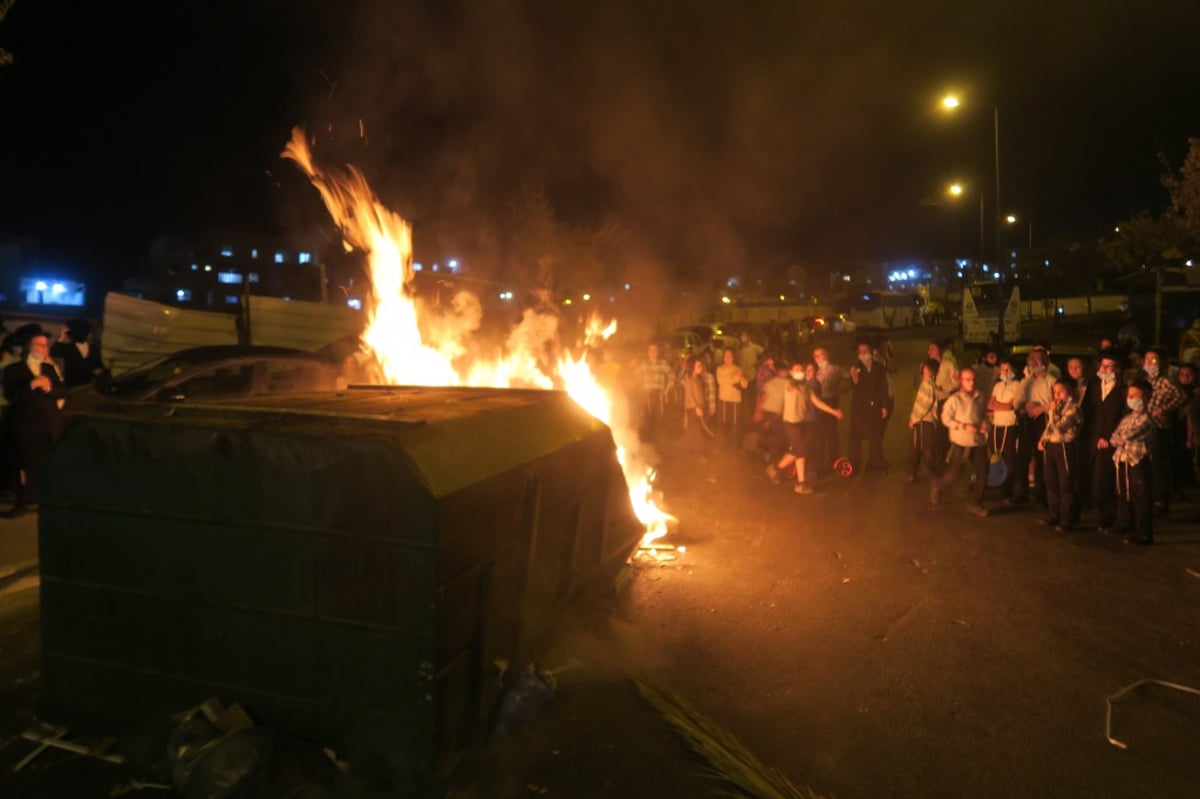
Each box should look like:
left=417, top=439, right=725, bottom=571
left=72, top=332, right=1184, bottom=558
left=791, top=370, right=805, bottom=382
left=1099, top=371, right=1116, bottom=383
left=858, top=354, right=872, bottom=366
left=1144, top=364, right=1159, bottom=378
left=1127, top=397, right=1144, bottom=412
left=29, top=351, right=45, bottom=363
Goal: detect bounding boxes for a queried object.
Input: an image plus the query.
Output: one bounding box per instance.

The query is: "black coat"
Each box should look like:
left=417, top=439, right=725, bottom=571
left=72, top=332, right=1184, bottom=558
left=849, top=360, right=889, bottom=438
left=51, top=340, right=106, bottom=387
left=1084, top=376, right=1127, bottom=447
left=2, top=358, right=68, bottom=471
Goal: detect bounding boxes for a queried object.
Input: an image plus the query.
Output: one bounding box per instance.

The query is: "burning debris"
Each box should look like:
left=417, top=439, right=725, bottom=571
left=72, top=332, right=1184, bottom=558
left=282, top=127, right=678, bottom=553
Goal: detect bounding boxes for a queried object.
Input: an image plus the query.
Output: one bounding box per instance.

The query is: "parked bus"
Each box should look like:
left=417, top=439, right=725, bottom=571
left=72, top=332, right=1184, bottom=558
left=848, top=290, right=925, bottom=329
left=962, top=281, right=1020, bottom=345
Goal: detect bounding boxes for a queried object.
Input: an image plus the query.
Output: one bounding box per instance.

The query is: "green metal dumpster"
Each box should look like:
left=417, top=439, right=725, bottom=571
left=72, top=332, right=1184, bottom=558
left=37, top=386, right=642, bottom=779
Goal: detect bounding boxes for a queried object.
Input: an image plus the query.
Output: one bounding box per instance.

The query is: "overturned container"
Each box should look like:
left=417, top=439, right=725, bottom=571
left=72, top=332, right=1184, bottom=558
left=37, top=386, right=642, bottom=783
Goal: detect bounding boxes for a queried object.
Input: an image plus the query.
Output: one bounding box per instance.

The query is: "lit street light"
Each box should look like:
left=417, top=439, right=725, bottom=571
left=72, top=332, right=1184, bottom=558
left=1005, top=213, right=1033, bottom=249
left=946, top=181, right=985, bottom=265
left=942, top=90, right=1008, bottom=343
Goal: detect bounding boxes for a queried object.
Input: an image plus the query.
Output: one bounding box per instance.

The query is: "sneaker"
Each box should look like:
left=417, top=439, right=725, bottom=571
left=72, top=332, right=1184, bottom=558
left=967, top=503, right=989, bottom=518
left=766, top=465, right=781, bottom=485
left=793, top=484, right=814, bottom=495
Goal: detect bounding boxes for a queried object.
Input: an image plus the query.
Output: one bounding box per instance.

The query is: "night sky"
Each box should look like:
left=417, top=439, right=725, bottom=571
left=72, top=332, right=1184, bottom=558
left=3, top=0, right=1199, bottom=287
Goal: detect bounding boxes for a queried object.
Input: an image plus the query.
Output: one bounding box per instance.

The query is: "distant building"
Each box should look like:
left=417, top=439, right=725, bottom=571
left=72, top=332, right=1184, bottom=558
left=129, top=230, right=328, bottom=308
left=0, top=234, right=88, bottom=313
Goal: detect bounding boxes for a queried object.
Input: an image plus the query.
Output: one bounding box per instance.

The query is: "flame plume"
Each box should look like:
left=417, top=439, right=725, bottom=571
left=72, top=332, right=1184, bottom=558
left=283, top=128, right=674, bottom=550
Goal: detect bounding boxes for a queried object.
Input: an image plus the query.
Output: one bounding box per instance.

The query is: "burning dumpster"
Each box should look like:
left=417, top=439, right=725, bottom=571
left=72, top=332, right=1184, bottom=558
left=36, top=386, right=642, bottom=778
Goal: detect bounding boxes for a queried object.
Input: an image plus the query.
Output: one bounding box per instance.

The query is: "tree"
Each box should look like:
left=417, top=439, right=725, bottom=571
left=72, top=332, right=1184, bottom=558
left=1163, top=137, right=1200, bottom=239
left=1100, top=211, right=1193, bottom=345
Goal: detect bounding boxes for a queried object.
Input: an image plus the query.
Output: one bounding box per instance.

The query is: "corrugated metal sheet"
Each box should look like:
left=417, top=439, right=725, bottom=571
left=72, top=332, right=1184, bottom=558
left=247, top=295, right=362, bottom=351
left=102, top=292, right=238, bottom=375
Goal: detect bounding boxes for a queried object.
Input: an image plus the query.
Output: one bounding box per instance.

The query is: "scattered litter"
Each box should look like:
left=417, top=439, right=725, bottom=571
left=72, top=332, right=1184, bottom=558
left=1105, top=678, right=1200, bottom=749
left=13, top=724, right=125, bottom=772
left=842, top=577, right=851, bottom=583
left=109, top=779, right=172, bottom=796
left=951, top=619, right=970, bottom=627
left=834, top=550, right=843, bottom=561
left=1185, top=568, right=1200, bottom=580
left=910, top=558, right=921, bottom=568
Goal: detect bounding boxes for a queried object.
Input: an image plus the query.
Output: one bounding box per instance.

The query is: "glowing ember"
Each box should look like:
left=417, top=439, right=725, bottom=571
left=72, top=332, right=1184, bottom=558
left=284, top=128, right=675, bottom=551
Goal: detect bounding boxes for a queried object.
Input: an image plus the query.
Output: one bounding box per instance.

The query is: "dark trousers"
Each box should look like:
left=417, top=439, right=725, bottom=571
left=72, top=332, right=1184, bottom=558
left=717, top=400, right=742, bottom=450
left=682, top=411, right=713, bottom=456
left=933, top=443, right=988, bottom=504
left=1116, top=459, right=1153, bottom=541
left=640, top=391, right=666, bottom=444
left=1091, top=447, right=1118, bottom=528
left=908, top=421, right=939, bottom=478
left=819, top=412, right=840, bottom=470
left=1014, top=415, right=1047, bottom=503
left=761, top=411, right=786, bottom=461
left=848, top=427, right=885, bottom=471
left=1150, top=427, right=1172, bottom=508
left=1043, top=441, right=1076, bottom=525
left=989, top=424, right=1019, bottom=497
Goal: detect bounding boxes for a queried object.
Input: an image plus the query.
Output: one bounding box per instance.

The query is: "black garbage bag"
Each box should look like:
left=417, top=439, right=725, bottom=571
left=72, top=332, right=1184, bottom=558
left=488, top=663, right=558, bottom=741
left=166, top=700, right=340, bottom=799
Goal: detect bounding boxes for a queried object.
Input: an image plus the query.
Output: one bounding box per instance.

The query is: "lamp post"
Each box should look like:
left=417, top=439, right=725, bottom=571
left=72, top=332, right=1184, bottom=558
left=1006, top=214, right=1033, bottom=250
left=943, top=93, right=1007, bottom=344
left=947, top=182, right=985, bottom=266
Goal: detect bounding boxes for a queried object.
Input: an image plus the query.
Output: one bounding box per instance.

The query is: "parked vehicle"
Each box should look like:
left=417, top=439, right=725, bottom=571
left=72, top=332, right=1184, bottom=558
left=69, top=346, right=344, bottom=411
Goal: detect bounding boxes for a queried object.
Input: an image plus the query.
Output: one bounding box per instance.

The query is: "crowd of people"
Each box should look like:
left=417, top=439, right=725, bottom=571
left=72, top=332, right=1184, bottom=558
left=622, top=320, right=1200, bottom=547
left=0, top=319, right=106, bottom=517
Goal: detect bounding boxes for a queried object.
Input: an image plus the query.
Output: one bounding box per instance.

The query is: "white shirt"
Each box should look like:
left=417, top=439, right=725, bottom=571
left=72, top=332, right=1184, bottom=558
left=989, top=379, right=1019, bottom=427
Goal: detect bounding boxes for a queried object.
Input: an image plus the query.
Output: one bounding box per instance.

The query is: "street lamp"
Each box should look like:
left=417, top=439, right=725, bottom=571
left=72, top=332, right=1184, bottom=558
left=946, top=182, right=985, bottom=266
left=942, top=91, right=1007, bottom=343
left=1005, top=213, right=1033, bottom=249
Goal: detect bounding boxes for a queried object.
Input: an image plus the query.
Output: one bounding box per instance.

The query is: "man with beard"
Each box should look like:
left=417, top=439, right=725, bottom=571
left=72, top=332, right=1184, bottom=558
left=1088, top=351, right=1128, bottom=534
left=2, top=325, right=67, bottom=516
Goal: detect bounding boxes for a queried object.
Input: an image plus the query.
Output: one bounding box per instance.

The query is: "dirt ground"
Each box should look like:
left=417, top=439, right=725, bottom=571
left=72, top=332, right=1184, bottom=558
left=3, top=321, right=1199, bottom=798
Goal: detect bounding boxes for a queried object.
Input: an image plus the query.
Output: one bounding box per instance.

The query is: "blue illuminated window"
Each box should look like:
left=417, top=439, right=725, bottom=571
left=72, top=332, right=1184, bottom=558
left=251, top=248, right=259, bottom=259
left=176, top=289, right=192, bottom=302
left=274, top=251, right=286, bottom=264
left=298, top=251, right=312, bottom=264
left=217, top=272, right=243, bottom=284
left=248, top=272, right=260, bottom=283
left=220, top=246, right=234, bottom=257
left=19, top=278, right=85, bottom=307
left=225, top=295, right=240, bottom=305
left=347, top=298, right=362, bottom=310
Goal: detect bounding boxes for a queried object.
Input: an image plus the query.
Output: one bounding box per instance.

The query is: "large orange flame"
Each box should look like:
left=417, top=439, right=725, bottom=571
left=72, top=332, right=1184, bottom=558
left=283, top=128, right=674, bottom=550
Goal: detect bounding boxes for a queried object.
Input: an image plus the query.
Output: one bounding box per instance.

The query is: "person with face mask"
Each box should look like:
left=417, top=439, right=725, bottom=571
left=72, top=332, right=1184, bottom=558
left=2, top=325, right=68, bottom=516
left=906, top=359, right=941, bottom=483
left=1110, top=381, right=1155, bottom=545
left=847, top=340, right=889, bottom=473
left=1142, top=348, right=1186, bottom=515
left=766, top=362, right=842, bottom=494
left=987, top=357, right=1021, bottom=501
left=1087, top=351, right=1129, bottom=534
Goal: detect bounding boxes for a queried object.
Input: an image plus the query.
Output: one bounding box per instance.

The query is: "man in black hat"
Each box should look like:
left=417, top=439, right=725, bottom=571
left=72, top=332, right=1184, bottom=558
left=51, top=318, right=107, bottom=387
left=2, top=324, right=67, bottom=515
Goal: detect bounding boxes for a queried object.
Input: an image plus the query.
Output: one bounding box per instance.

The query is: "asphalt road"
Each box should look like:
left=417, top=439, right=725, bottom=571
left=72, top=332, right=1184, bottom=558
left=1, top=321, right=1198, bottom=798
